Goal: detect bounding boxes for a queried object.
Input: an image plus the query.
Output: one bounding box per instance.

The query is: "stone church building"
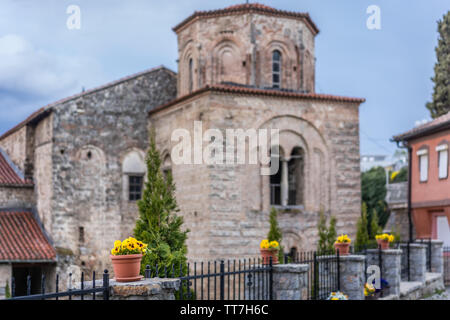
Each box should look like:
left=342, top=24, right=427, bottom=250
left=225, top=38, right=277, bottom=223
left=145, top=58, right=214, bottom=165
left=0, top=3, right=364, bottom=294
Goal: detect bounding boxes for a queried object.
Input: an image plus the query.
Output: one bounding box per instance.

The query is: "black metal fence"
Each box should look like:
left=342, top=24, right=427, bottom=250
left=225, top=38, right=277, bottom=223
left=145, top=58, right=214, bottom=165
left=144, top=258, right=274, bottom=300
left=6, top=270, right=110, bottom=300
left=285, top=250, right=340, bottom=300
left=444, top=246, right=450, bottom=286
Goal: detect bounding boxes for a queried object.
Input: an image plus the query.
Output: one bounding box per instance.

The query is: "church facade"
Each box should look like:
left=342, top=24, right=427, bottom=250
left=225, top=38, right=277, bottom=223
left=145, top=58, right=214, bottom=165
left=0, top=3, right=364, bottom=293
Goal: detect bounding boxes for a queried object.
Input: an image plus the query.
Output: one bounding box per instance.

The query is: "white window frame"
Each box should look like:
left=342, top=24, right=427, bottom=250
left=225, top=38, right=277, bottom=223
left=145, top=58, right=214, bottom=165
left=417, top=148, right=429, bottom=182
left=436, top=144, right=449, bottom=179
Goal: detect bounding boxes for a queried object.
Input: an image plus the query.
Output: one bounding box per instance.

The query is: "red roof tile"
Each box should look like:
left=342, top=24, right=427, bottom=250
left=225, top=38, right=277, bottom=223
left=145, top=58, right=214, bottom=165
left=149, top=84, right=365, bottom=115
left=393, top=112, right=450, bottom=141
left=0, top=210, right=55, bottom=262
left=0, top=150, right=33, bottom=186
left=173, top=3, right=320, bottom=35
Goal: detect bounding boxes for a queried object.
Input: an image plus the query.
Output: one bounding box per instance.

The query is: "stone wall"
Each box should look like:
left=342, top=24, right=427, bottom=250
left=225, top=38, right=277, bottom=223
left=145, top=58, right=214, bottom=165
left=0, top=186, right=34, bottom=208
left=430, top=240, right=444, bottom=274
left=74, top=277, right=180, bottom=300
left=400, top=243, right=427, bottom=282
left=366, top=249, right=402, bottom=296
left=176, top=12, right=316, bottom=96
left=34, top=113, right=53, bottom=232
left=272, top=264, right=309, bottom=300
left=337, top=255, right=365, bottom=300
left=151, top=91, right=361, bottom=260
left=0, top=264, right=11, bottom=299
left=45, top=67, right=177, bottom=284
left=0, top=127, right=28, bottom=173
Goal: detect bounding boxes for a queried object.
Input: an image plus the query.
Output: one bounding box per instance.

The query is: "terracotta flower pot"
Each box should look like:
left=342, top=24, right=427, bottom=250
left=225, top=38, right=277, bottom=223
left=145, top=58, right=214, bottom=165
left=377, top=239, right=390, bottom=250
left=260, top=249, right=279, bottom=265
left=110, top=254, right=143, bottom=282
left=334, top=242, right=350, bottom=256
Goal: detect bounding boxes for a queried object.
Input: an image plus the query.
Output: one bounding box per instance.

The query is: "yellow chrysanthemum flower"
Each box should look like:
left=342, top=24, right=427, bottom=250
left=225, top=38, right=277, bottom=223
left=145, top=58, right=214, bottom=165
left=260, top=239, right=270, bottom=249
left=269, top=241, right=279, bottom=249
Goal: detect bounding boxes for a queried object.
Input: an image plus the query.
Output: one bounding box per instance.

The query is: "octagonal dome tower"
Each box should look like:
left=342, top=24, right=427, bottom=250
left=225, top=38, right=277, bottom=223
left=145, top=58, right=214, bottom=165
left=173, top=3, right=319, bottom=97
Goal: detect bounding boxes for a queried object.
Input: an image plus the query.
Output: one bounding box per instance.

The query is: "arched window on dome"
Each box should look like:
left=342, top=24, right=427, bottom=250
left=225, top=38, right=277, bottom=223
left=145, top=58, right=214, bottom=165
left=272, top=50, right=282, bottom=89
left=188, top=58, right=194, bottom=93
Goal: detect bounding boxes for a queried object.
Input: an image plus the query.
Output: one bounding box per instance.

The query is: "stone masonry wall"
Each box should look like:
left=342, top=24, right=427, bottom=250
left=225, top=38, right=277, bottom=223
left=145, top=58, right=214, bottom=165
left=47, top=67, right=177, bottom=284
left=0, top=127, right=28, bottom=173
left=0, top=186, right=34, bottom=208
left=176, top=12, right=316, bottom=96
left=272, top=264, right=309, bottom=300
left=0, top=264, right=11, bottom=299
left=150, top=91, right=361, bottom=261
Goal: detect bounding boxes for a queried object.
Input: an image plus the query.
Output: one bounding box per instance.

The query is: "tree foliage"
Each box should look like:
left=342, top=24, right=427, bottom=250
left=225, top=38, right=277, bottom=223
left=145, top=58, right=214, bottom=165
left=390, top=166, right=408, bottom=183
left=317, top=210, right=337, bottom=254
left=361, top=167, right=389, bottom=230
left=426, top=11, right=450, bottom=118
left=268, top=207, right=284, bottom=262
left=355, top=203, right=369, bottom=252
left=134, top=132, right=189, bottom=276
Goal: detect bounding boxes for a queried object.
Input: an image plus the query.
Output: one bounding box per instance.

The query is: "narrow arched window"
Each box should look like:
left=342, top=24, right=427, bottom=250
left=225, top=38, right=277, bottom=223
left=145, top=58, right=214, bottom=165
left=272, top=50, right=282, bottom=88
left=288, top=147, right=304, bottom=205
left=188, top=58, right=194, bottom=93
left=270, top=146, right=283, bottom=205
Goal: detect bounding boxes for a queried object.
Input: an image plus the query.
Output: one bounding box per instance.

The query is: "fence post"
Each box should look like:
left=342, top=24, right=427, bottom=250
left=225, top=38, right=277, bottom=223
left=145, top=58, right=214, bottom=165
left=269, top=257, right=273, bottom=300
left=103, top=270, right=109, bottom=300
left=26, top=275, right=31, bottom=296
left=41, top=274, right=46, bottom=300
left=11, top=277, right=15, bottom=298
left=407, top=242, right=411, bottom=281
left=428, top=239, right=432, bottom=271
left=313, top=252, right=318, bottom=300
left=220, top=260, right=225, bottom=301
left=337, top=249, right=340, bottom=291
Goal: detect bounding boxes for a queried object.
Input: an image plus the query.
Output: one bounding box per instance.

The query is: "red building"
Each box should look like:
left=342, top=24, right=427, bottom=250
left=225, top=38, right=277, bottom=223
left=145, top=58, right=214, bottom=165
left=394, top=112, right=450, bottom=246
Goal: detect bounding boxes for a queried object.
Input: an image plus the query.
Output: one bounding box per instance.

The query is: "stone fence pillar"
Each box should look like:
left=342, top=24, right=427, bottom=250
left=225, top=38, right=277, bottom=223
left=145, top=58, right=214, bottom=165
left=416, top=240, right=444, bottom=274
left=75, top=278, right=180, bottom=300
left=366, top=249, right=402, bottom=296
left=401, top=243, right=427, bottom=282
left=431, top=240, right=444, bottom=273
left=337, top=255, right=366, bottom=300
left=272, top=264, right=309, bottom=300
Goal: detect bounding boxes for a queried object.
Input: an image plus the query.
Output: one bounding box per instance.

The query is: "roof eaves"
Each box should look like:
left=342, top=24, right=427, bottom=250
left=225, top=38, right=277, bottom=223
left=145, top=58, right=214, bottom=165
left=149, top=84, right=365, bottom=116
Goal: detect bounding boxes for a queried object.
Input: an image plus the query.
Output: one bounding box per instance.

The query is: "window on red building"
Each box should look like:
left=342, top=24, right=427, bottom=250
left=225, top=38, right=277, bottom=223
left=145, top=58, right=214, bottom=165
left=417, top=148, right=428, bottom=182
left=437, top=144, right=448, bottom=179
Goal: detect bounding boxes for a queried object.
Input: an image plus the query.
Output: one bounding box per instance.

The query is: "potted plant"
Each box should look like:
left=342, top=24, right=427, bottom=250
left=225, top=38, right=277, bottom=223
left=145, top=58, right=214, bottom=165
left=334, top=234, right=351, bottom=255
left=375, top=233, right=395, bottom=250
left=327, top=292, right=349, bottom=300
left=364, top=282, right=377, bottom=300
left=260, top=239, right=280, bottom=265
left=110, top=237, right=148, bottom=282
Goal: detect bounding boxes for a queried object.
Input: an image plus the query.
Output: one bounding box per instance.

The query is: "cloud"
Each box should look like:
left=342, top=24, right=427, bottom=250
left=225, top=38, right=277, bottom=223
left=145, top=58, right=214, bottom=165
left=0, top=33, right=105, bottom=126
left=0, top=34, right=102, bottom=99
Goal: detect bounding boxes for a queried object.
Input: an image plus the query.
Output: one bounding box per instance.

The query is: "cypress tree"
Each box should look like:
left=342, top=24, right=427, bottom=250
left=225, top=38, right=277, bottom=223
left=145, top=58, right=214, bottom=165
left=369, top=208, right=382, bottom=239
left=134, top=132, right=189, bottom=276
left=355, top=202, right=369, bottom=252
left=327, top=216, right=337, bottom=252
left=426, top=11, right=450, bottom=118
left=317, top=210, right=328, bottom=254
left=268, top=207, right=284, bottom=262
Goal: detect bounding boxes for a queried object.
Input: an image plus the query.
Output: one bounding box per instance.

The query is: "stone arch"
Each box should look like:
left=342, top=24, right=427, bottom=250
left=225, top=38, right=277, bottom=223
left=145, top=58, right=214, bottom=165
left=281, top=230, right=305, bottom=254
left=258, top=115, right=330, bottom=212
left=179, top=40, right=198, bottom=96
left=121, top=148, right=146, bottom=201
left=212, top=39, right=243, bottom=84
left=261, top=39, right=297, bottom=89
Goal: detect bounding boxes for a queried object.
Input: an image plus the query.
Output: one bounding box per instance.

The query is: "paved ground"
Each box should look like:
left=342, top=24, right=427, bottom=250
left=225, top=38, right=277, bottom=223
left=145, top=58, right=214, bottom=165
left=422, top=287, right=450, bottom=300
